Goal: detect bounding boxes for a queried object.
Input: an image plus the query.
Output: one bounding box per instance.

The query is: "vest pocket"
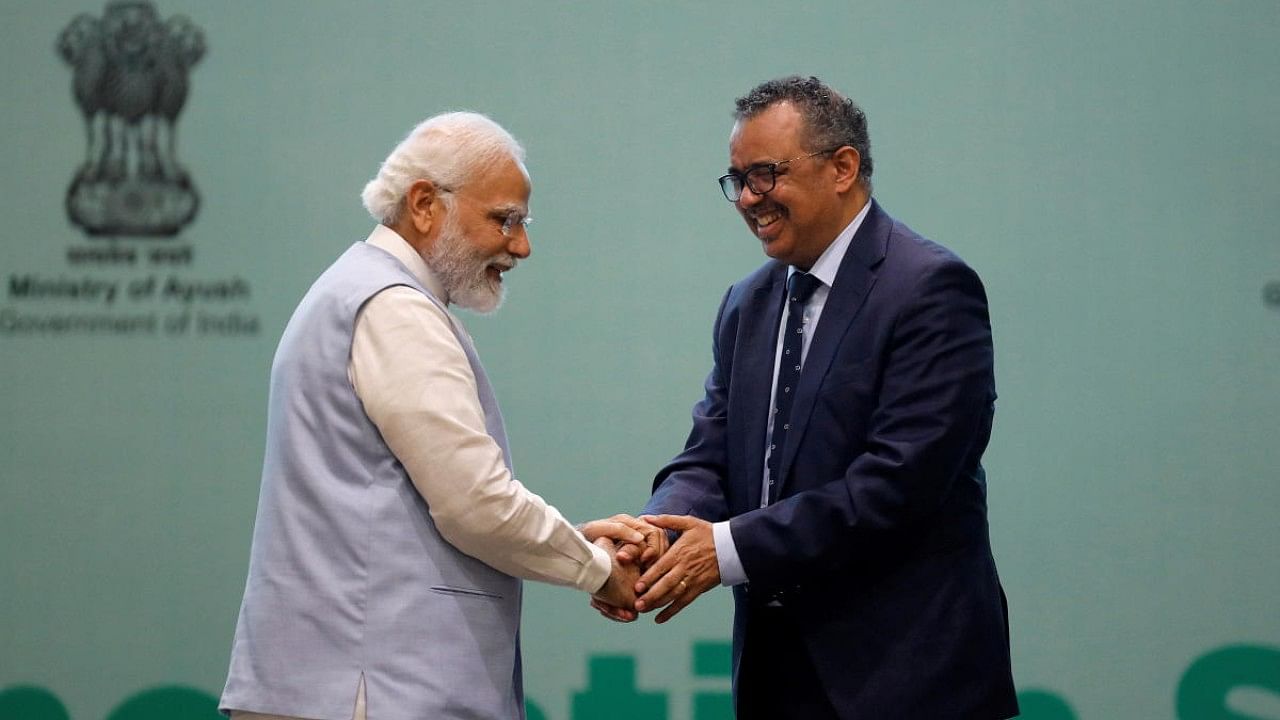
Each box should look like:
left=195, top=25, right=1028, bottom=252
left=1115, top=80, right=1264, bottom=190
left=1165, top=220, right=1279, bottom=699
left=430, top=584, right=504, bottom=600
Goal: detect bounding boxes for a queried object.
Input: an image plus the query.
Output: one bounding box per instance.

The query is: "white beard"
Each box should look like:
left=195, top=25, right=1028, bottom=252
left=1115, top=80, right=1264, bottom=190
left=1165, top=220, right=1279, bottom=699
left=425, top=215, right=513, bottom=314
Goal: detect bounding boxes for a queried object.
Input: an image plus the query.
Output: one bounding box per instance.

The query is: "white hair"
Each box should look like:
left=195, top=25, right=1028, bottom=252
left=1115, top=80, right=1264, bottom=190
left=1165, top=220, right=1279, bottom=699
left=361, top=111, right=527, bottom=224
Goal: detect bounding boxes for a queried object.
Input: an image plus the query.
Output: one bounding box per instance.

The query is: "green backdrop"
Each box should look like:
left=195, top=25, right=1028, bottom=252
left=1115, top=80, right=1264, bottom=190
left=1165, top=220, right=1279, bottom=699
left=2, top=1, right=1277, bottom=719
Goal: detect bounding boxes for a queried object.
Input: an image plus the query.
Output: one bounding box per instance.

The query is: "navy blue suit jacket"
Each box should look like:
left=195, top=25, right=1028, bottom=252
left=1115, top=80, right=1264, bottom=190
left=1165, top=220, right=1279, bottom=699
left=646, top=200, right=1018, bottom=718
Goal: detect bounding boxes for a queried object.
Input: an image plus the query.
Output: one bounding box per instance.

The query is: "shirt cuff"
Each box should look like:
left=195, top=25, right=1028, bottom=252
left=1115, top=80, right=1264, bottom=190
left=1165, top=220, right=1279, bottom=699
left=713, top=520, right=747, bottom=586
left=581, top=540, right=613, bottom=594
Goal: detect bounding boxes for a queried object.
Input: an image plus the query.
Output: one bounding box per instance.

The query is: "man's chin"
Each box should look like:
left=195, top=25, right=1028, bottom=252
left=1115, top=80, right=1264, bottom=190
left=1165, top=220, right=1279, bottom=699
left=761, top=237, right=790, bottom=262
left=453, top=282, right=505, bottom=315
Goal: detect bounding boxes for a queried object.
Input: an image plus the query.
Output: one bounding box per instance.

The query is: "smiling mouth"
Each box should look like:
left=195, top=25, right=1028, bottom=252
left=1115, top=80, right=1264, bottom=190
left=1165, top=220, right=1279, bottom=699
left=754, top=210, right=783, bottom=227
left=749, top=206, right=786, bottom=237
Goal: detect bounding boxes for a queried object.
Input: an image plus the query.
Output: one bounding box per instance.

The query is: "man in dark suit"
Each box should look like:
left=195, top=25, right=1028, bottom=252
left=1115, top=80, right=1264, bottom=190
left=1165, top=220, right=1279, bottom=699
left=614, top=76, right=1018, bottom=718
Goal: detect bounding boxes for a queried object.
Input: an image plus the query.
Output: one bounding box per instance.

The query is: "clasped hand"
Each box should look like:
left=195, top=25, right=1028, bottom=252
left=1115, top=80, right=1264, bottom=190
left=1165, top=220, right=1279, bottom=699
left=580, top=514, right=719, bottom=624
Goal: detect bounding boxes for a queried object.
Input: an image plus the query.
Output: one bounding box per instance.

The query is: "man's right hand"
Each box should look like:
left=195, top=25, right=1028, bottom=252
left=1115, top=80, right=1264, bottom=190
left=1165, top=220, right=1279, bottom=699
left=590, top=538, right=639, bottom=622
left=579, top=514, right=669, bottom=567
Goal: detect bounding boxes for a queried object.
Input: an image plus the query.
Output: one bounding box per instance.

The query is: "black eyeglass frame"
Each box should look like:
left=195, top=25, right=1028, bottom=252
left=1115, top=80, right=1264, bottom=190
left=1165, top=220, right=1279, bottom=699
left=717, top=148, right=841, bottom=202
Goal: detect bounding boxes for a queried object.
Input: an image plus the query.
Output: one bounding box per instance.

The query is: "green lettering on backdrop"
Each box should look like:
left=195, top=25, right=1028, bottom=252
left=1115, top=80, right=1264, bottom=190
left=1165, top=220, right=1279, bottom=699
left=0, top=686, right=220, bottom=720
left=571, top=655, right=667, bottom=719
left=4, top=643, right=1277, bottom=719
left=1176, top=644, right=1280, bottom=720
left=0, top=686, right=70, bottom=720
left=1016, top=688, right=1079, bottom=720
left=691, top=641, right=734, bottom=720
left=524, top=698, right=547, bottom=720
left=103, top=688, right=222, bottom=720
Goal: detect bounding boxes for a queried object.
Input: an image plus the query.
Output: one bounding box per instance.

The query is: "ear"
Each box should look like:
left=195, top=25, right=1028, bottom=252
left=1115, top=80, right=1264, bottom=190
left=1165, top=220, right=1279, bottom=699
left=830, top=146, right=861, bottom=194
left=403, top=179, right=443, bottom=236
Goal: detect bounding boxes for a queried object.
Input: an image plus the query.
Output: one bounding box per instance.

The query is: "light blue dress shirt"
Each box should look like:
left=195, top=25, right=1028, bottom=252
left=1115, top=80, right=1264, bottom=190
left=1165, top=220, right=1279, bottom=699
left=712, top=200, right=871, bottom=586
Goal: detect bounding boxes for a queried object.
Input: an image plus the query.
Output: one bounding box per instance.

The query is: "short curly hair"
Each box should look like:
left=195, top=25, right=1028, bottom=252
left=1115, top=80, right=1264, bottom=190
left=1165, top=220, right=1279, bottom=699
left=735, top=75, right=873, bottom=188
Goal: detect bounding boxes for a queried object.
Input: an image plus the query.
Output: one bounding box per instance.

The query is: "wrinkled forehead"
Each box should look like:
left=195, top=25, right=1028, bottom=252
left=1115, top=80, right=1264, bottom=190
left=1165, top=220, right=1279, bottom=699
left=469, top=154, right=532, bottom=207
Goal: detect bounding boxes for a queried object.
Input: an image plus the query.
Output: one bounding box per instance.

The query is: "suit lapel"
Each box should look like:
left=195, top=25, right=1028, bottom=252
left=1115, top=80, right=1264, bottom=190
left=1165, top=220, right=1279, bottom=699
left=775, top=201, right=890, bottom=497
left=737, top=265, right=787, bottom=512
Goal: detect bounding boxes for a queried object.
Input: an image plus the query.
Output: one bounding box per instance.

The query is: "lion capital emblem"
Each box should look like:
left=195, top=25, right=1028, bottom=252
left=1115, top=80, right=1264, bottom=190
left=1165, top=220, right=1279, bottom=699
left=57, top=1, right=205, bottom=237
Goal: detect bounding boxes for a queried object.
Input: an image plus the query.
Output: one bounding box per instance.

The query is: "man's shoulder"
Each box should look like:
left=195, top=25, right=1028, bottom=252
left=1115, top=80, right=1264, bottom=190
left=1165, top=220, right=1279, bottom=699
left=878, top=210, right=979, bottom=282
left=313, top=243, right=426, bottom=297
left=868, top=218, right=991, bottom=318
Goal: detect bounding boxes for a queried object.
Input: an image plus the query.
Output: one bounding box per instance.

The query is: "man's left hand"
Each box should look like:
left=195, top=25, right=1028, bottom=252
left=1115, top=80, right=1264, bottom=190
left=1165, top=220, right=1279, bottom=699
left=634, top=514, right=720, bottom=624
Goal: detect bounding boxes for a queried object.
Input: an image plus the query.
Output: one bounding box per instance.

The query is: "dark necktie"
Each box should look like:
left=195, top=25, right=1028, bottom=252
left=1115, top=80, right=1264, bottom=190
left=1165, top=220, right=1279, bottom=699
left=765, top=271, right=822, bottom=505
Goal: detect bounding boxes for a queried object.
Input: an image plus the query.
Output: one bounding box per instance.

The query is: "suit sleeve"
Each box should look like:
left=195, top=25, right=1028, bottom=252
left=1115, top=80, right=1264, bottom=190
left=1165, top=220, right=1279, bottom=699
left=730, top=257, right=996, bottom=588
left=643, top=285, right=735, bottom=522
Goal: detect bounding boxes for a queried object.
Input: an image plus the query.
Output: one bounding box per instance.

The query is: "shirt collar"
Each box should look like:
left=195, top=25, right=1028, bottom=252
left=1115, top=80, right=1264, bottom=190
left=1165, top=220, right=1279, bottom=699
left=795, top=199, right=872, bottom=288
left=365, top=224, right=449, bottom=304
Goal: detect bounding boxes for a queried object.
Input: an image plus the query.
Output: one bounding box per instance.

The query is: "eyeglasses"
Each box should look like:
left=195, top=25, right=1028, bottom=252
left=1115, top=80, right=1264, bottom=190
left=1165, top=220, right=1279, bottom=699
left=498, top=211, right=532, bottom=237
left=440, top=188, right=532, bottom=237
left=717, top=149, right=838, bottom=202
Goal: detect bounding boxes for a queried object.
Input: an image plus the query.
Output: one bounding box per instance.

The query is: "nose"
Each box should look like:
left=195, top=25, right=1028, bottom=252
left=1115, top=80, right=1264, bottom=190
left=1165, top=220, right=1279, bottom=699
left=508, top=227, right=531, bottom=259
left=737, top=183, right=765, bottom=209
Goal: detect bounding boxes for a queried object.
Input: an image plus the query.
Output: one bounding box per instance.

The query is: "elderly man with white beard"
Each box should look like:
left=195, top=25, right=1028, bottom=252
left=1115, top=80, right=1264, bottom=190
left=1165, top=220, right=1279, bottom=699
left=220, top=112, right=659, bottom=720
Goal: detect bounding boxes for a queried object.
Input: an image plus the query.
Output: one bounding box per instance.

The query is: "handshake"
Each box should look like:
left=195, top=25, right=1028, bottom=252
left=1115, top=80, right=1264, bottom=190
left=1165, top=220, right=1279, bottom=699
left=578, top=514, right=719, bottom=624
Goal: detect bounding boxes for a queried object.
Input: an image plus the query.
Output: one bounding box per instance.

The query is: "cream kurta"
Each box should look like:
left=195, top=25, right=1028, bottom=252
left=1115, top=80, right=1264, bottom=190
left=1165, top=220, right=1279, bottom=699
left=354, top=225, right=610, bottom=590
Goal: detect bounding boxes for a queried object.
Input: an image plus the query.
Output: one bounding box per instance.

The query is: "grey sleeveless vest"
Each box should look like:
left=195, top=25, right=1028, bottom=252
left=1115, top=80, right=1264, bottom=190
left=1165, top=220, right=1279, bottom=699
left=221, top=242, right=524, bottom=720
